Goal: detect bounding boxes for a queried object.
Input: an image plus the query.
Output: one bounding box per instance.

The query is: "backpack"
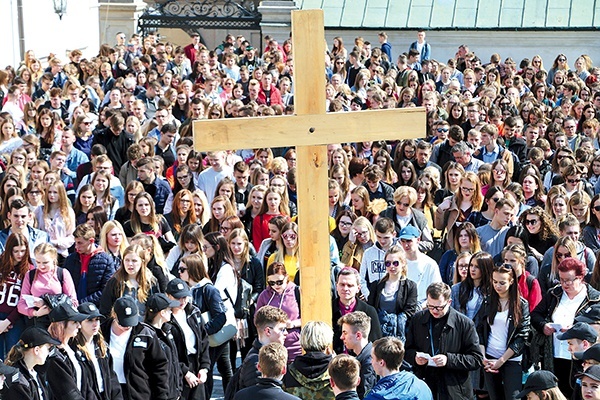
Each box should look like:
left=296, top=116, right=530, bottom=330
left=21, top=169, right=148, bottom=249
left=29, top=267, right=64, bottom=286
left=225, top=278, right=253, bottom=320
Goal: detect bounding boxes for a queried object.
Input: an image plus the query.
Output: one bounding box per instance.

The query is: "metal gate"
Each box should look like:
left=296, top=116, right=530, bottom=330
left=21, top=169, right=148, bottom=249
left=138, top=0, right=262, bottom=37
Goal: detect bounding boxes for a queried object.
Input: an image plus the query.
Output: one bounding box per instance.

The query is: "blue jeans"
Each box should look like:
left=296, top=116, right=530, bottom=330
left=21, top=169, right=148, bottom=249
left=0, top=312, right=25, bottom=360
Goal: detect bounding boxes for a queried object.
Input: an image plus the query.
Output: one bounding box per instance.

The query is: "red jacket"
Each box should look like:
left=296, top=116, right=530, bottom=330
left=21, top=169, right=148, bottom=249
left=518, top=271, right=543, bottom=311
left=252, top=213, right=281, bottom=249
left=257, top=84, right=283, bottom=106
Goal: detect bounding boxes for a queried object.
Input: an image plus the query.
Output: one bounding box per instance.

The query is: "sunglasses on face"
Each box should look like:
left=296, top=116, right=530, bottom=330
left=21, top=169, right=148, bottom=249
left=178, top=267, right=187, bottom=273
left=268, top=279, right=285, bottom=287
left=567, top=178, right=580, bottom=184
left=437, top=128, right=449, bottom=133
left=525, top=219, right=539, bottom=225
left=385, top=260, right=401, bottom=267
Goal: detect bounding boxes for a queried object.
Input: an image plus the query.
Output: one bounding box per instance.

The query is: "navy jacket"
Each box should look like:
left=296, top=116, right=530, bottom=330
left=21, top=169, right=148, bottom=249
left=64, top=248, right=116, bottom=306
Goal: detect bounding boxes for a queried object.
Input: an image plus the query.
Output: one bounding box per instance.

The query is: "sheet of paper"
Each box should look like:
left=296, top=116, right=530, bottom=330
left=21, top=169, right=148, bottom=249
left=417, top=352, right=437, bottom=367
left=549, top=323, right=565, bottom=332
left=21, top=295, right=36, bottom=308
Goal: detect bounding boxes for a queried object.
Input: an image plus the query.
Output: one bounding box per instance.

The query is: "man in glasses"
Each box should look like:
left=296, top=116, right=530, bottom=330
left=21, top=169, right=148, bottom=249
left=333, top=268, right=381, bottom=355
left=225, top=306, right=289, bottom=398
left=451, top=141, right=483, bottom=173
left=405, top=282, right=482, bottom=400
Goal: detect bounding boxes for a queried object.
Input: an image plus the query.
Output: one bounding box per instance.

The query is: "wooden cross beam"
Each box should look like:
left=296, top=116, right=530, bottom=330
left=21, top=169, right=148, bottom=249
left=193, top=9, right=425, bottom=325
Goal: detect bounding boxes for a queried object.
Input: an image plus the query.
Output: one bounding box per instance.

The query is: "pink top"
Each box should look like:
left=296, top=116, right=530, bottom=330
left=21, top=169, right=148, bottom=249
left=17, top=268, right=78, bottom=318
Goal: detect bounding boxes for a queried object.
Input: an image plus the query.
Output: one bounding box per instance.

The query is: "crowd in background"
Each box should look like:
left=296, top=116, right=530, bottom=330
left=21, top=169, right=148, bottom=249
left=0, top=26, right=599, bottom=400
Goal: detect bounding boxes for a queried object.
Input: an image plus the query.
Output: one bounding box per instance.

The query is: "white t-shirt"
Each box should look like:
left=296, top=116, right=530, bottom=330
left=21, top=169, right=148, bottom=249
left=553, top=287, right=588, bottom=359
left=406, top=253, right=442, bottom=305
left=487, top=309, right=509, bottom=359
left=63, top=345, right=83, bottom=391
left=86, top=341, right=104, bottom=393
left=174, top=310, right=197, bottom=355
left=110, top=328, right=132, bottom=383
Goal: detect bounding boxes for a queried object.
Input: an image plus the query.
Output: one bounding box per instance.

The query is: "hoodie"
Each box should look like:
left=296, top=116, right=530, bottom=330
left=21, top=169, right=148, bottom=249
left=364, top=371, right=433, bottom=400
left=282, top=351, right=333, bottom=399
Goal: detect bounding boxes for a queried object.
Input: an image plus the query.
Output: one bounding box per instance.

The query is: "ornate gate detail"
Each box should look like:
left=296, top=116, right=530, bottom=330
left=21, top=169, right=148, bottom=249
left=138, top=0, right=262, bottom=36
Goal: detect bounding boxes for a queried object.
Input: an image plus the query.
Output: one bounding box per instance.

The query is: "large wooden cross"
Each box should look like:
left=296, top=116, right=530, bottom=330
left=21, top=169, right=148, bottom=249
left=194, top=9, right=425, bottom=325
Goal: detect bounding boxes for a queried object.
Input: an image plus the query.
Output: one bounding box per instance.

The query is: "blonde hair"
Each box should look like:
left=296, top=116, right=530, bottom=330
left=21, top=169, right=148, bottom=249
left=43, top=181, right=75, bottom=233
left=99, top=220, right=129, bottom=257
left=115, top=244, right=156, bottom=303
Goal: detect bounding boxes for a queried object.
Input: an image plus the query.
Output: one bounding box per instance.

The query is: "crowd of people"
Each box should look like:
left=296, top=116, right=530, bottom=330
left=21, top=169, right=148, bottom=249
left=0, top=25, right=600, bottom=400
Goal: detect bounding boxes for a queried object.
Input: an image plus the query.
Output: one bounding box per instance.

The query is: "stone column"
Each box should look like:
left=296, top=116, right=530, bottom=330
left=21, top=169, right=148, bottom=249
left=98, top=0, right=147, bottom=44
left=258, top=0, right=298, bottom=42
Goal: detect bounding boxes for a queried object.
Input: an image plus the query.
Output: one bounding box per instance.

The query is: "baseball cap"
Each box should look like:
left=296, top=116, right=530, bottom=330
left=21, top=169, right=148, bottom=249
left=49, top=303, right=88, bottom=323
left=113, top=297, right=140, bottom=327
left=575, top=305, right=600, bottom=324
left=574, top=343, right=600, bottom=362
left=557, top=322, right=598, bottom=342
left=147, top=293, right=180, bottom=313
left=78, top=302, right=104, bottom=320
left=166, top=278, right=192, bottom=299
left=515, top=370, right=559, bottom=398
left=576, top=365, right=600, bottom=382
left=399, top=225, right=421, bottom=240
left=19, top=327, right=61, bottom=349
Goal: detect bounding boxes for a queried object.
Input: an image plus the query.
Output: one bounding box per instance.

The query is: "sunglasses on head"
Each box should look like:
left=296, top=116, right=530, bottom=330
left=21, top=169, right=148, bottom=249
left=267, top=279, right=285, bottom=287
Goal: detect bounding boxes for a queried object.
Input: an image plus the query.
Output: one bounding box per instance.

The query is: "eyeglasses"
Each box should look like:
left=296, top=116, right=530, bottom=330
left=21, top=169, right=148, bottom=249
left=457, top=263, right=469, bottom=270
left=525, top=219, right=539, bottom=225
left=282, top=234, right=297, bottom=241
left=426, top=303, right=449, bottom=312
left=437, top=128, right=449, bottom=133
left=355, top=231, right=369, bottom=237
left=385, top=260, right=401, bottom=267
left=559, top=276, right=579, bottom=285
left=460, top=187, right=475, bottom=192
left=339, top=221, right=353, bottom=227
left=267, top=279, right=285, bottom=287
left=567, top=178, right=580, bottom=184
left=556, top=251, right=571, bottom=259
left=219, top=225, right=231, bottom=233
left=202, top=244, right=213, bottom=251
left=178, top=267, right=187, bottom=273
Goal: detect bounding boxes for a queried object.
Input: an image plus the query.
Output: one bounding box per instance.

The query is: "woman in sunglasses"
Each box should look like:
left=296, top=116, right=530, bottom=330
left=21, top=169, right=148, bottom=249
left=476, top=262, right=530, bottom=400
left=367, top=245, right=418, bottom=341
left=537, top=236, right=578, bottom=294
left=256, top=261, right=301, bottom=362
left=546, top=54, right=570, bottom=87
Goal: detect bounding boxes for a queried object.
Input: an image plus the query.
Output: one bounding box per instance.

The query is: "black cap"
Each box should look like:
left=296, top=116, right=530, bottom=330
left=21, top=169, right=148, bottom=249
left=574, top=343, right=600, bottom=362
left=78, top=302, right=104, bottom=320
left=515, top=370, right=559, bottom=398
left=576, top=365, right=600, bottom=382
left=113, top=297, right=140, bottom=327
left=0, top=360, right=17, bottom=377
left=575, top=305, right=600, bottom=324
left=557, top=322, right=598, bottom=342
left=19, top=327, right=61, bottom=349
left=166, top=278, right=192, bottom=298
left=147, top=293, right=180, bottom=313
left=49, top=303, right=88, bottom=323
